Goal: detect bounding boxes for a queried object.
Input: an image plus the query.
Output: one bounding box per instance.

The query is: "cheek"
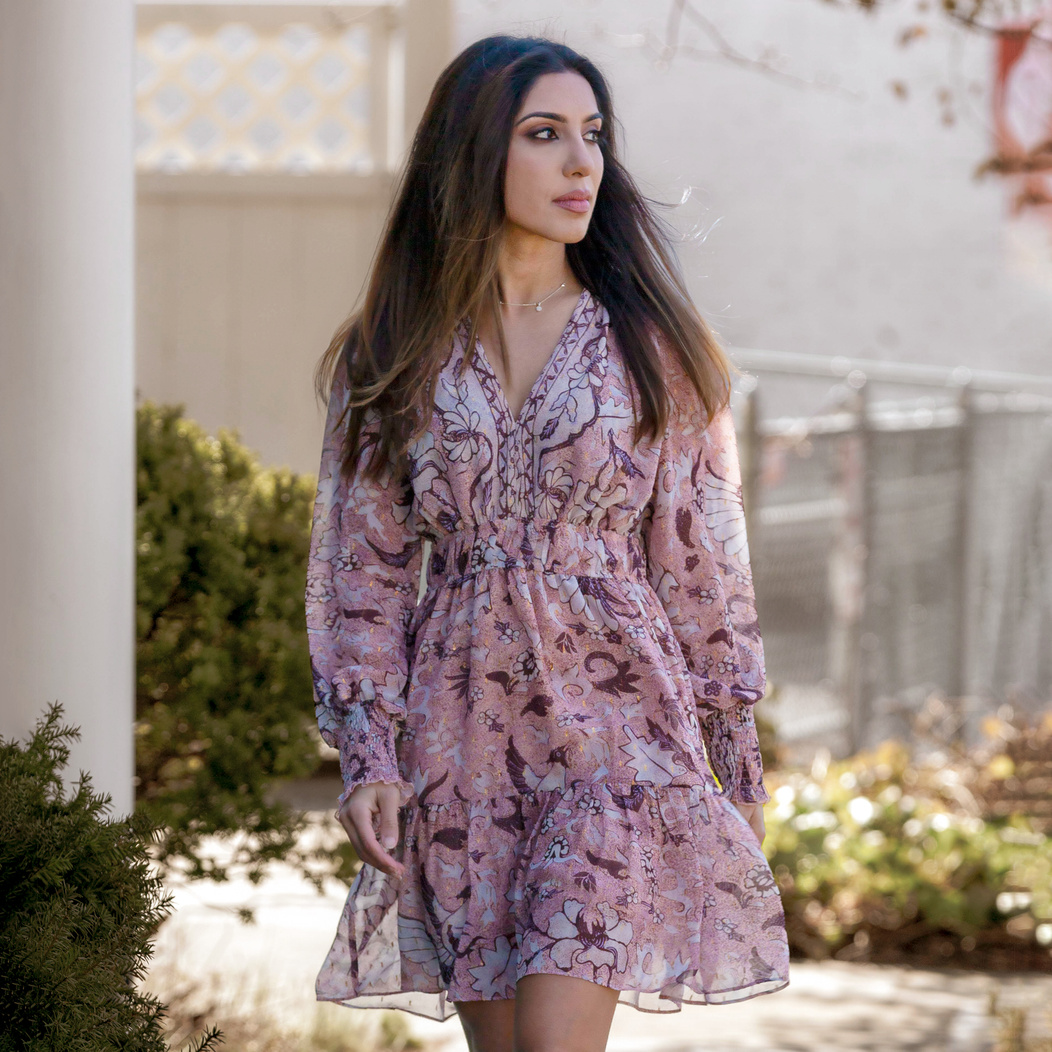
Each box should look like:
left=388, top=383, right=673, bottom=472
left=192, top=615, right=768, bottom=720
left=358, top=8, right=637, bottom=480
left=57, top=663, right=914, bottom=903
left=504, top=144, right=548, bottom=219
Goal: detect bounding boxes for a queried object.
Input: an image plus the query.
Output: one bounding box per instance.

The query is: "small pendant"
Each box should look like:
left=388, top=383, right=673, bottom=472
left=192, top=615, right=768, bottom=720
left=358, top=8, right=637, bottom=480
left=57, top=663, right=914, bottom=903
left=535, top=303, right=543, bottom=312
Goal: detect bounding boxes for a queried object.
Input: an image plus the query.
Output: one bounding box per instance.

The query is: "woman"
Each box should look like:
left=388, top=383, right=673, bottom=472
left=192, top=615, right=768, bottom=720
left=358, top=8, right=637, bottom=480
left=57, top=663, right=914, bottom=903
left=306, top=34, right=789, bottom=1052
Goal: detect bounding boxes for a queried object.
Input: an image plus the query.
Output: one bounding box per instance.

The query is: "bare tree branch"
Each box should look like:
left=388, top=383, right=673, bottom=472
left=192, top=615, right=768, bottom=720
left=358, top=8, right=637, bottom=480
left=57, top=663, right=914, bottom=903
left=976, top=138, right=1052, bottom=176
left=596, top=0, right=862, bottom=99
left=600, top=0, right=1052, bottom=200
left=943, top=8, right=1052, bottom=44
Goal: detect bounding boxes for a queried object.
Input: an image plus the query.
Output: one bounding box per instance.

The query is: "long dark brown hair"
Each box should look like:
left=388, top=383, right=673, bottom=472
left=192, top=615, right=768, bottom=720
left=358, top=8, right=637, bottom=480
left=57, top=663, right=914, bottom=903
left=315, top=34, right=732, bottom=483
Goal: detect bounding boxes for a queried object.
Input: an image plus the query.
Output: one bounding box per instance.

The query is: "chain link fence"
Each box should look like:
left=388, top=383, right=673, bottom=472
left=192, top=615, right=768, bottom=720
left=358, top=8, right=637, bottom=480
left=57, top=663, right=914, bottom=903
left=732, top=351, right=1052, bottom=760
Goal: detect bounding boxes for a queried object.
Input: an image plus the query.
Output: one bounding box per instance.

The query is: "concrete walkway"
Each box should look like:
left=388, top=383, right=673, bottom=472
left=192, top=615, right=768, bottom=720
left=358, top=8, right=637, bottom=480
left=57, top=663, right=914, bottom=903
left=144, top=814, right=1052, bottom=1052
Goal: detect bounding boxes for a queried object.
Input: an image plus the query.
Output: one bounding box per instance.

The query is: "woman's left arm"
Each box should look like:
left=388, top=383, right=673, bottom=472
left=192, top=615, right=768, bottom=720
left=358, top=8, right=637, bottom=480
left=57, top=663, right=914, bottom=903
left=641, top=381, right=769, bottom=809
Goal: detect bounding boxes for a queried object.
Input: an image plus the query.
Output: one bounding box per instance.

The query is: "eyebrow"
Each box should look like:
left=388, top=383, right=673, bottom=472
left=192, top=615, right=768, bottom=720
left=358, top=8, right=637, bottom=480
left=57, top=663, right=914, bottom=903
left=514, top=110, right=604, bottom=126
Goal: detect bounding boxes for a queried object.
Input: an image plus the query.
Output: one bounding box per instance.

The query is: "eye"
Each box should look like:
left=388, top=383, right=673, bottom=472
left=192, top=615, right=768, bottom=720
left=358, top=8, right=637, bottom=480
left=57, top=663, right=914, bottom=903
left=529, top=126, right=558, bottom=140
left=585, top=127, right=602, bottom=143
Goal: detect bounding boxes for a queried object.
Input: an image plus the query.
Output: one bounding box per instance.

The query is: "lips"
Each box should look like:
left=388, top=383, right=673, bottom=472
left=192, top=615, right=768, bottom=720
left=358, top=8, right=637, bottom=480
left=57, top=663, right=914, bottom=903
left=554, top=190, right=591, bottom=214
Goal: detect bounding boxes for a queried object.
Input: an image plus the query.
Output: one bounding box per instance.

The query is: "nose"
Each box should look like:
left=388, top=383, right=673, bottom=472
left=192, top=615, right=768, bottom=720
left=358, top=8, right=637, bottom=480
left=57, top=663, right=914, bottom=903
left=564, top=132, right=595, bottom=179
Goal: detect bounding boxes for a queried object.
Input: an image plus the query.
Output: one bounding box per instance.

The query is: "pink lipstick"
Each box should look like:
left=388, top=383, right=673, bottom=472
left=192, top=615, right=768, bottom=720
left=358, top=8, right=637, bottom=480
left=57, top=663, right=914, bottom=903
left=554, top=190, right=591, bottom=213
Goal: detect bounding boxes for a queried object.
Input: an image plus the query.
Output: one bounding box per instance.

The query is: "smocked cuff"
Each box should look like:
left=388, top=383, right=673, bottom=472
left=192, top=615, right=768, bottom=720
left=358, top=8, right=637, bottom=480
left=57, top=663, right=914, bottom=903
left=726, top=773, right=771, bottom=805
left=697, top=697, right=771, bottom=805
left=330, top=715, right=414, bottom=810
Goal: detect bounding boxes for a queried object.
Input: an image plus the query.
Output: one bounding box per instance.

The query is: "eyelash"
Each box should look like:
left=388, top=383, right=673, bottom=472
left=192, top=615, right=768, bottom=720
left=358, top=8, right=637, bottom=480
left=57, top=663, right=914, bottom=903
left=530, top=127, right=602, bottom=143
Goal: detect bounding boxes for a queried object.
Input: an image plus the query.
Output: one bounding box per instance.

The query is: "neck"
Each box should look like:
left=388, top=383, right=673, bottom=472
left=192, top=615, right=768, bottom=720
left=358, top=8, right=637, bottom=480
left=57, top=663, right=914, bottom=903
left=497, top=225, right=576, bottom=305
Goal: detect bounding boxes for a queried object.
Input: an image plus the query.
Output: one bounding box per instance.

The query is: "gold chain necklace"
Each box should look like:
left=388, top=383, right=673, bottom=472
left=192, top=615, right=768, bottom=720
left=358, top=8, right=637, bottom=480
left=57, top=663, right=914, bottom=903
left=499, top=282, right=566, bottom=313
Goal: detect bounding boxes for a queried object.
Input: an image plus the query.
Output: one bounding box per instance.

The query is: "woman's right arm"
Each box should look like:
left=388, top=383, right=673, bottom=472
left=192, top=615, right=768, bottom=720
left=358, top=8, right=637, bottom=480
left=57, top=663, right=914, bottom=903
left=305, top=354, right=423, bottom=872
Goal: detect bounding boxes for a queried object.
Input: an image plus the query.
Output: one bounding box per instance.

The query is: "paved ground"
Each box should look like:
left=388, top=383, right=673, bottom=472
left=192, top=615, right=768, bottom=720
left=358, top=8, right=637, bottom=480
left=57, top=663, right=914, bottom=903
left=144, top=814, right=1052, bottom=1052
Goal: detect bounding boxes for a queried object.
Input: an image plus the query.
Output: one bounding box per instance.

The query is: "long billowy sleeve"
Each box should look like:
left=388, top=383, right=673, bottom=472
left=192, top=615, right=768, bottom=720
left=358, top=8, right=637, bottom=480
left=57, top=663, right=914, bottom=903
left=641, top=368, right=769, bottom=804
left=305, top=357, right=423, bottom=809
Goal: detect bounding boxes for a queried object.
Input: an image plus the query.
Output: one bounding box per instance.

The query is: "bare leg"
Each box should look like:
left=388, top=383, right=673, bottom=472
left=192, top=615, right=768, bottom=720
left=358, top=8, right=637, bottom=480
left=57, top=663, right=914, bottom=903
left=514, top=973, right=620, bottom=1052
left=454, top=997, right=516, bottom=1052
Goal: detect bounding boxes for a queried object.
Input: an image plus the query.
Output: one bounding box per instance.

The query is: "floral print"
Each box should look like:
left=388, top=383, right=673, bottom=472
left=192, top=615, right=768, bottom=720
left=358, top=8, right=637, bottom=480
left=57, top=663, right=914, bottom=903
left=307, top=289, right=789, bottom=1019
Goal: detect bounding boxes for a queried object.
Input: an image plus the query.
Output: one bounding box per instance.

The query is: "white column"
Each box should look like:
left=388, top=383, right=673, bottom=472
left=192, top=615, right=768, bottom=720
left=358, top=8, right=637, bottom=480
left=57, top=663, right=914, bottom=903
left=0, top=1, right=135, bottom=813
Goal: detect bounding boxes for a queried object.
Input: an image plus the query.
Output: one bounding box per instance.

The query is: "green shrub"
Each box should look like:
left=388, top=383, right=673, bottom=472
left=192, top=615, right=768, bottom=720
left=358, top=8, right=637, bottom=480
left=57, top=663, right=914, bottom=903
left=976, top=711, right=1052, bottom=834
left=0, top=704, right=220, bottom=1051
left=765, top=736, right=1052, bottom=969
left=136, top=403, right=321, bottom=883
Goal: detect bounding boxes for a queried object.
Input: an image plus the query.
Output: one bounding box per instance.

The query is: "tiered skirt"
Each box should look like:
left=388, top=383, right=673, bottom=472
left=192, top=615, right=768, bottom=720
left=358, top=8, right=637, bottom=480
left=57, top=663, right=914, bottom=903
left=316, top=779, right=789, bottom=1020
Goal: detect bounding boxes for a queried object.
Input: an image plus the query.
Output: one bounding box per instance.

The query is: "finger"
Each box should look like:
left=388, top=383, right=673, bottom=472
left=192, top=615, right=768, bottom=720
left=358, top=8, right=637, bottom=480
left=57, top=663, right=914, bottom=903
left=357, top=820, right=401, bottom=879
left=348, top=802, right=404, bottom=877
left=377, top=791, right=401, bottom=854
left=339, top=808, right=364, bottom=858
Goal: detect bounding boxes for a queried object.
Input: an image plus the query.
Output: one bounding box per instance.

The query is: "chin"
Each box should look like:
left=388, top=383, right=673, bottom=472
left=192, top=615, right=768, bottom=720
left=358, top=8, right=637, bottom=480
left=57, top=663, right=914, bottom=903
left=558, top=218, right=593, bottom=244
left=532, top=217, right=594, bottom=245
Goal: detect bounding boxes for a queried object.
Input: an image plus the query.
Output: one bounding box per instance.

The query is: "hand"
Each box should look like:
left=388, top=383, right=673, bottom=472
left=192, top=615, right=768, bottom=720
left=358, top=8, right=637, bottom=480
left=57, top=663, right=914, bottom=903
left=732, top=800, right=766, bottom=846
left=337, top=782, right=405, bottom=879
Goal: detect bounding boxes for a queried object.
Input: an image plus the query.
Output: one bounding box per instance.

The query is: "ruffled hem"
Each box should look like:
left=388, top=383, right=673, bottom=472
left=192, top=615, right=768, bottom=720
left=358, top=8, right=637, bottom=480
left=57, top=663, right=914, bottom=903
left=316, top=782, right=790, bottom=1018
left=319, top=971, right=791, bottom=1021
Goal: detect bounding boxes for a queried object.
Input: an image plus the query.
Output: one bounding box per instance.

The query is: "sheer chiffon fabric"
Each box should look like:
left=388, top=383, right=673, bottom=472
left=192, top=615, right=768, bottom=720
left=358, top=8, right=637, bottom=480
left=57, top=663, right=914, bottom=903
left=306, top=290, right=790, bottom=1017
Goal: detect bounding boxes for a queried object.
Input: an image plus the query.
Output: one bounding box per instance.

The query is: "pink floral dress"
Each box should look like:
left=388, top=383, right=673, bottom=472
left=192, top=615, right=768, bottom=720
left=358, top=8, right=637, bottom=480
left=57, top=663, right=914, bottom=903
left=306, top=289, right=789, bottom=1020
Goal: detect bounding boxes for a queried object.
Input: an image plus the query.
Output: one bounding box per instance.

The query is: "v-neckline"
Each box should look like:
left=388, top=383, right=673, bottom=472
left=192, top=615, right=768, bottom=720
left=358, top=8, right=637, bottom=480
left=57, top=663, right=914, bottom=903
left=472, top=287, right=591, bottom=432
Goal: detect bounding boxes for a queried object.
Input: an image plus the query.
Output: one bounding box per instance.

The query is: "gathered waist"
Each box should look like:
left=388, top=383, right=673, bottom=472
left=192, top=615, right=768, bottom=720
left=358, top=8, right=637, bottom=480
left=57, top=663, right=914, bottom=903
left=427, top=520, right=645, bottom=584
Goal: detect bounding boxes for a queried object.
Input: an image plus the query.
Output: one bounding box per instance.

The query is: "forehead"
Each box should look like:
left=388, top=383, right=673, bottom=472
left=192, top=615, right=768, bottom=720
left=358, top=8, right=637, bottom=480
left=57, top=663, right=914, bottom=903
left=516, top=70, right=600, bottom=117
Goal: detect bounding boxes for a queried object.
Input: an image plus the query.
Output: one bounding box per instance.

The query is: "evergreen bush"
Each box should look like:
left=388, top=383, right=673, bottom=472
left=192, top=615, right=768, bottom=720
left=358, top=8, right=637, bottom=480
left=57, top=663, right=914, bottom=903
left=0, top=704, right=220, bottom=1051
left=136, top=403, right=321, bottom=883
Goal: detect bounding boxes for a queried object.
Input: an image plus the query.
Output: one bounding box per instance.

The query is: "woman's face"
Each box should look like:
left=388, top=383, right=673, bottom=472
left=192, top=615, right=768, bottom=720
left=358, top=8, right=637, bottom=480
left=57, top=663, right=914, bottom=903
left=504, top=70, right=604, bottom=245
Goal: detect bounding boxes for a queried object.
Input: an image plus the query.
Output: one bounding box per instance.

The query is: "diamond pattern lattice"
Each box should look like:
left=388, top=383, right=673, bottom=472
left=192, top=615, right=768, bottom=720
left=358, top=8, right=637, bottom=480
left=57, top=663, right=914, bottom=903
left=136, top=13, right=373, bottom=173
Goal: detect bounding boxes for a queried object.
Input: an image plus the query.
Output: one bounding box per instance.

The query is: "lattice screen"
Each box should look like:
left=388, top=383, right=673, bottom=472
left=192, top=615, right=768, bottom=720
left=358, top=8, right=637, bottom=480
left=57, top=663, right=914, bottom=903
left=136, top=9, right=376, bottom=173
